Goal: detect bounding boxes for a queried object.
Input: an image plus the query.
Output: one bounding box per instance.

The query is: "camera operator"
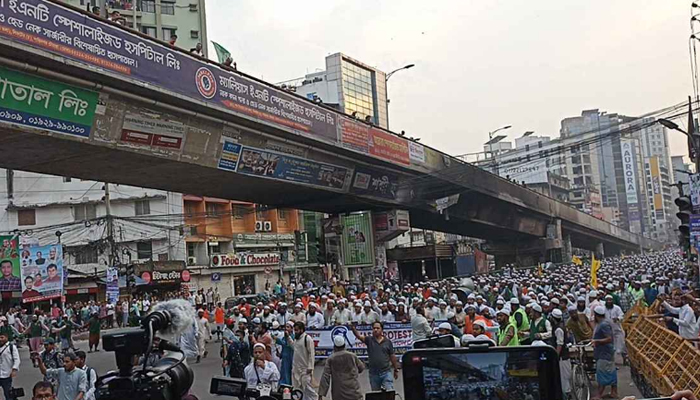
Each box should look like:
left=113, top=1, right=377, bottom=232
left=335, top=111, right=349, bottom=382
left=38, top=352, right=87, bottom=400
left=244, top=343, right=280, bottom=391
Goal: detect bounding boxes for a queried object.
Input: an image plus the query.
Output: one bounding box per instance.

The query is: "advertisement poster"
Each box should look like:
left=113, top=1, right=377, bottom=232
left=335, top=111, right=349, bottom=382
left=650, top=156, right=663, bottom=215
left=368, top=128, right=410, bottom=165
left=339, top=117, right=369, bottom=153
left=350, top=166, right=399, bottom=200
left=237, top=147, right=348, bottom=190
left=307, top=322, right=413, bottom=359
left=20, top=245, right=63, bottom=303
left=0, top=66, right=98, bottom=138
left=106, top=266, right=119, bottom=304
left=218, top=140, right=243, bottom=172
left=0, top=235, right=20, bottom=291
left=341, top=213, right=374, bottom=266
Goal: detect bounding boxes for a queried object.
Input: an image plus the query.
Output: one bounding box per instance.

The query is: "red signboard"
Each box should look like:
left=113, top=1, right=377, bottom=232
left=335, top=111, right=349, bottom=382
left=339, top=117, right=370, bottom=153
left=369, top=129, right=410, bottom=165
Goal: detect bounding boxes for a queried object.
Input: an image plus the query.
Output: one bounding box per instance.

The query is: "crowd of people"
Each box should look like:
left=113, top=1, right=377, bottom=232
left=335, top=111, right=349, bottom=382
left=0, top=249, right=697, bottom=400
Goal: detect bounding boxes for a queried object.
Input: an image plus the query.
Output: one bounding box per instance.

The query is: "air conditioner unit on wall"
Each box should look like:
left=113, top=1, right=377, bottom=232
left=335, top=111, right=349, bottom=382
left=263, top=221, right=272, bottom=232
left=187, top=256, right=196, bottom=266
left=255, top=221, right=264, bottom=232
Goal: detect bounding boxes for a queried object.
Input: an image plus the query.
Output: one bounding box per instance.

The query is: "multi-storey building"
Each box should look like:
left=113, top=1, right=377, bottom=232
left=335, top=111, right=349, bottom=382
left=63, top=0, right=208, bottom=57
left=183, top=197, right=321, bottom=297
left=291, top=53, right=389, bottom=129
left=0, top=170, right=185, bottom=304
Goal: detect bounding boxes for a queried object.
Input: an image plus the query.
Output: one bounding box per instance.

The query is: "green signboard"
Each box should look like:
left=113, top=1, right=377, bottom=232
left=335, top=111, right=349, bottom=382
left=0, top=235, right=21, bottom=292
left=0, top=67, right=98, bottom=138
left=341, top=213, right=374, bottom=266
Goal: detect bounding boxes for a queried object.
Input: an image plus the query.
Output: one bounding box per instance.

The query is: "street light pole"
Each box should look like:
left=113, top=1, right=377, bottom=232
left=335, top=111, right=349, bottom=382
left=384, top=64, right=415, bottom=129
left=488, top=125, right=512, bottom=175
left=658, top=97, right=699, bottom=172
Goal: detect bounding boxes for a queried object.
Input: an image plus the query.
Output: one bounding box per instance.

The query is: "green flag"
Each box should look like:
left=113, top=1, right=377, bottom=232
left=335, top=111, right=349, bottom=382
left=212, top=41, right=231, bottom=64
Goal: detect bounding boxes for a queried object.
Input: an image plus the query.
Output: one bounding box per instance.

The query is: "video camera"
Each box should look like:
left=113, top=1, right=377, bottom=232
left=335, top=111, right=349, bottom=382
left=95, top=303, right=194, bottom=400
left=209, top=376, right=303, bottom=400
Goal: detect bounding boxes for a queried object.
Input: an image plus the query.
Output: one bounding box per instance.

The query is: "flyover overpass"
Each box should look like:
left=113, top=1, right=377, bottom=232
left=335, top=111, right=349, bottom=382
left=0, top=0, right=660, bottom=265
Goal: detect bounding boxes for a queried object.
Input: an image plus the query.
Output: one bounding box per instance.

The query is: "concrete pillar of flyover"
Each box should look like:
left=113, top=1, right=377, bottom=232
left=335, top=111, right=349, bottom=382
left=596, top=242, right=605, bottom=259
left=562, top=235, right=572, bottom=263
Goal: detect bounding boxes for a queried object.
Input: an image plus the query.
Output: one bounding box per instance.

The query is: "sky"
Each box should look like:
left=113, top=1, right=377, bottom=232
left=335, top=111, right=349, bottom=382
left=206, top=0, right=694, bottom=162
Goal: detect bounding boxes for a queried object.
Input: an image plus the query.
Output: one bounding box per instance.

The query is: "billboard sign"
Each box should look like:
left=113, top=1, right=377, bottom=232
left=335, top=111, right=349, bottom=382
left=106, top=266, right=119, bottom=304
left=0, top=235, right=20, bottom=292
left=235, top=147, right=349, bottom=190
left=650, top=156, right=664, bottom=217
left=349, top=166, right=399, bottom=200
left=341, top=213, right=374, bottom=266
left=690, top=174, right=700, bottom=213
left=368, top=129, right=410, bottom=165
left=0, top=66, right=98, bottom=138
left=20, top=244, right=63, bottom=303
left=0, top=0, right=338, bottom=142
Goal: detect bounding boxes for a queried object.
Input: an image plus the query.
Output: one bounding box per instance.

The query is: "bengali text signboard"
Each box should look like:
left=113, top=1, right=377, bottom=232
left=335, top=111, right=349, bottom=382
left=350, top=166, right=399, bottom=200
left=0, top=0, right=337, bottom=142
left=0, top=66, right=97, bottom=137
left=368, top=128, right=410, bottom=165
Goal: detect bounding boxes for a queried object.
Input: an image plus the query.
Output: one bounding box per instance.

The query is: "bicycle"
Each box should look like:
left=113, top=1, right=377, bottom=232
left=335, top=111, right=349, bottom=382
left=569, top=340, right=594, bottom=400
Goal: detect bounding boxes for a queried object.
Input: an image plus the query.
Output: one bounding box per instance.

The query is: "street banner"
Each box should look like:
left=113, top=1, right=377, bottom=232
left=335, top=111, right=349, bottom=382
left=0, top=235, right=20, bottom=291
left=106, top=266, right=119, bottom=304
left=20, top=244, right=63, bottom=303
left=369, top=128, right=410, bottom=165
left=690, top=174, right=700, bottom=213
left=690, top=215, right=700, bottom=253
left=0, top=66, right=98, bottom=138
left=306, top=322, right=413, bottom=359
left=590, top=255, right=600, bottom=288
left=350, top=166, right=399, bottom=200
left=341, top=213, right=374, bottom=266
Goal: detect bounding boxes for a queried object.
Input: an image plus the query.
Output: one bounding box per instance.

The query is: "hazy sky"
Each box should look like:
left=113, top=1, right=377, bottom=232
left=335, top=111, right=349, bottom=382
left=207, top=1, right=693, bottom=161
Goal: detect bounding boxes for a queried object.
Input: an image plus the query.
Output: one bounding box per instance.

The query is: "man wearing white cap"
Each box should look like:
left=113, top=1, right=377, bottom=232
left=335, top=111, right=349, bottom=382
left=318, top=335, right=364, bottom=400
left=331, top=301, right=352, bottom=326
left=292, top=303, right=307, bottom=325
left=275, top=303, right=292, bottom=327
left=603, top=295, right=625, bottom=358
left=379, top=303, right=395, bottom=323
left=496, top=309, right=519, bottom=346
left=361, top=301, right=380, bottom=325
left=587, top=291, right=601, bottom=322
left=592, top=306, right=617, bottom=399
left=306, top=303, right=324, bottom=329
left=509, top=298, right=529, bottom=336
left=437, top=322, right=461, bottom=347
left=292, top=321, right=317, bottom=400
left=244, top=343, right=280, bottom=390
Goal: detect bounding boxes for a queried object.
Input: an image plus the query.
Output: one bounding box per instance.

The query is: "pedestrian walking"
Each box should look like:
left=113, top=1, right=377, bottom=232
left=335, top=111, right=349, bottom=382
left=25, top=316, right=47, bottom=367
left=291, top=321, right=317, bottom=400
left=349, top=321, right=399, bottom=391
left=318, top=335, right=364, bottom=400
left=275, top=322, right=294, bottom=386
left=0, top=332, right=19, bottom=400
left=196, top=309, right=210, bottom=363
left=40, top=338, right=62, bottom=390
left=84, top=313, right=101, bottom=353
left=224, top=330, right=250, bottom=379
left=38, top=352, right=87, bottom=400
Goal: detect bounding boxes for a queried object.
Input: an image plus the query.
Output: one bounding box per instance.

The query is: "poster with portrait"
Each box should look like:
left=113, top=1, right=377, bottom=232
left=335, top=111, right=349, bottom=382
left=20, top=245, right=63, bottom=303
left=0, top=235, right=21, bottom=292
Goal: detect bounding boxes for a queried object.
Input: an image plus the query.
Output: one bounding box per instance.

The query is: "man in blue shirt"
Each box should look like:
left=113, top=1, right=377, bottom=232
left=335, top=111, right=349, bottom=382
left=592, top=306, right=616, bottom=400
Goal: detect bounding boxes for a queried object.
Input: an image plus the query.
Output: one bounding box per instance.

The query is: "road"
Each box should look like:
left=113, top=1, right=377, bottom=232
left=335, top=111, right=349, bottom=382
left=13, top=336, right=642, bottom=399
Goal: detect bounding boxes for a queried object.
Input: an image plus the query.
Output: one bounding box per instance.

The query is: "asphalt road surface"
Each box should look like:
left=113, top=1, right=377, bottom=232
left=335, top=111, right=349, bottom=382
left=12, top=336, right=642, bottom=400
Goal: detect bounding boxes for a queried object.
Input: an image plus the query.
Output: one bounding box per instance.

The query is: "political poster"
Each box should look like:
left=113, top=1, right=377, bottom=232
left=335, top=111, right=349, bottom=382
left=20, top=245, right=63, bottom=303
left=106, top=266, right=119, bottom=304
left=0, top=236, right=21, bottom=292
left=341, top=213, right=374, bottom=266
left=306, top=322, right=413, bottom=359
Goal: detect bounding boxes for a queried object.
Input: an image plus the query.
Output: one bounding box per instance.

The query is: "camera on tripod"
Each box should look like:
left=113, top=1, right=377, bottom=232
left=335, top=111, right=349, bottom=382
left=95, top=301, right=195, bottom=400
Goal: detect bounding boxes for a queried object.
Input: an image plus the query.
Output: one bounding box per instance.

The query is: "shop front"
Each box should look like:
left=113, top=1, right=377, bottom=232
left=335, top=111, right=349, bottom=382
left=134, top=261, right=189, bottom=298
left=387, top=244, right=456, bottom=284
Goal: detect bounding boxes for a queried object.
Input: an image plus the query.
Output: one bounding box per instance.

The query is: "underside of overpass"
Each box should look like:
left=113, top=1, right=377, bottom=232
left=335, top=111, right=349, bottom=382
left=0, top=1, right=660, bottom=263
